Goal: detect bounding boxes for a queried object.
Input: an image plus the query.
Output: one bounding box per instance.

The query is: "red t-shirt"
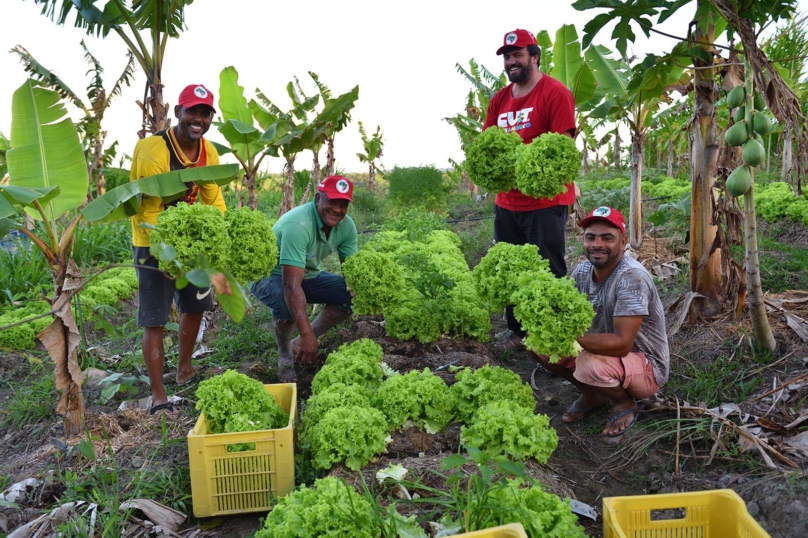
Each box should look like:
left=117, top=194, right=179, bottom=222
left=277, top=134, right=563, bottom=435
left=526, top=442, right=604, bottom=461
left=482, top=74, right=577, bottom=211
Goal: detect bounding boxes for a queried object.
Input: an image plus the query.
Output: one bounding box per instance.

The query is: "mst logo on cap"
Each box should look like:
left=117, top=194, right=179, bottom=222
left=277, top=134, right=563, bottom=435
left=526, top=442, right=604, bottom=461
left=593, top=207, right=611, bottom=217
left=317, top=175, right=354, bottom=201
left=497, top=29, right=539, bottom=55
left=177, top=83, right=216, bottom=113
left=505, top=32, right=518, bottom=45
left=193, top=86, right=208, bottom=98
left=336, top=179, right=350, bottom=193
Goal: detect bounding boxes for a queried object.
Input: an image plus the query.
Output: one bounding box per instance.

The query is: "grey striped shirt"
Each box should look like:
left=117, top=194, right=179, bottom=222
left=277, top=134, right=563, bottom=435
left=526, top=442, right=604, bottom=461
left=571, top=256, right=670, bottom=386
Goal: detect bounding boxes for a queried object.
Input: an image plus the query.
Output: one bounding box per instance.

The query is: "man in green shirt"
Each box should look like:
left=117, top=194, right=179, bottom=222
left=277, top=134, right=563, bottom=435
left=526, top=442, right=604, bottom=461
left=250, top=176, right=358, bottom=382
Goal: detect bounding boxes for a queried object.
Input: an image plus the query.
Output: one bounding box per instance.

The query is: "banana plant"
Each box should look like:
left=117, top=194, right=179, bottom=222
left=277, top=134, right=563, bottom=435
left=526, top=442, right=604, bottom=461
left=0, top=132, right=8, bottom=180
left=11, top=41, right=136, bottom=197
left=307, top=73, right=359, bottom=181
left=1, top=79, right=238, bottom=435
left=28, top=0, right=196, bottom=137
left=357, top=121, right=385, bottom=193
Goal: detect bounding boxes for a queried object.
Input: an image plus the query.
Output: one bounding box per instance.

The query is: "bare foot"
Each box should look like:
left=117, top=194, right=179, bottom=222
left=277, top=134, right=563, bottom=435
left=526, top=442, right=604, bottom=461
left=277, top=355, right=297, bottom=383
left=602, top=404, right=637, bottom=437
left=176, top=365, right=202, bottom=385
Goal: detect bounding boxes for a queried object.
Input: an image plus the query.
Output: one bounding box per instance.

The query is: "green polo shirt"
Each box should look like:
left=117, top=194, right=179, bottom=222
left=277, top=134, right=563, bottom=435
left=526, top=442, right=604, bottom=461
left=270, top=201, right=358, bottom=279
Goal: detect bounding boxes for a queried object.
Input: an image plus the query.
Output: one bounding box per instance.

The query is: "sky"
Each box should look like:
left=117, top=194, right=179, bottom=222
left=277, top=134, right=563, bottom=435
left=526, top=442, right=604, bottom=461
left=0, top=0, right=798, bottom=175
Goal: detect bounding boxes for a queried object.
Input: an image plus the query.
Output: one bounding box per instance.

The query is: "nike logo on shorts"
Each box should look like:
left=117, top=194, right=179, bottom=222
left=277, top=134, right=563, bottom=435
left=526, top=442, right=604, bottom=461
left=196, top=288, right=212, bottom=300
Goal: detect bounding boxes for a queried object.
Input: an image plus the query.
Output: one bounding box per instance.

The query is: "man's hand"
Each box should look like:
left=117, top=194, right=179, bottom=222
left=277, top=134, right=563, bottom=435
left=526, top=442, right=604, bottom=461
left=295, top=332, right=319, bottom=367
left=211, top=272, right=232, bottom=296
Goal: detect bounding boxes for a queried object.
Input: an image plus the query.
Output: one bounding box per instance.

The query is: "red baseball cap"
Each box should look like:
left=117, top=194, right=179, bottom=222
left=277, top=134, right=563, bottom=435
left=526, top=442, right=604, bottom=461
left=497, top=29, right=538, bottom=55
left=579, top=206, right=626, bottom=233
left=317, top=175, right=353, bottom=201
left=177, top=84, right=216, bottom=113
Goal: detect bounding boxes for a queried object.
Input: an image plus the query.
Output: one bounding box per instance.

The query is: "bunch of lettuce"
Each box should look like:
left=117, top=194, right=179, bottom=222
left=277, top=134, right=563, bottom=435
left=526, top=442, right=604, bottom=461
left=465, top=127, right=522, bottom=193
left=308, top=405, right=390, bottom=470
left=225, top=207, right=277, bottom=283
left=150, top=202, right=231, bottom=276
left=460, top=400, right=558, bottom=463
left=372, top=368, right=455, bottom=433
left=468, top=478, right=587, bottom=538
left=0, top=299, right=52, bottom=350
left=511, top=272, right=594, bottom=362
left=196, top=370, right=288, bottom=435
left=310, top=339, right=385, bottom=395
left=472, top=242, right=550, bottom=312
left=515, top=133, right=581, bottom=199
left=450, top=365, right=536, bottom=424
left=301, top=382, right=372, bottom=437
left=342, top=249, right=404, bottom=315
left=255, top=477, right=380, bottom=538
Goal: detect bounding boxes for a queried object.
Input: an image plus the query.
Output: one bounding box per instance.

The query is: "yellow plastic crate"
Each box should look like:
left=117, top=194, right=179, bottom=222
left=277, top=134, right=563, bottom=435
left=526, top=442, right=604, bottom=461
left=188, top=383, right=297, bottom=518
left=455, top=524, right=528, bottom=537
left=603, top=489, right=771, bottom=538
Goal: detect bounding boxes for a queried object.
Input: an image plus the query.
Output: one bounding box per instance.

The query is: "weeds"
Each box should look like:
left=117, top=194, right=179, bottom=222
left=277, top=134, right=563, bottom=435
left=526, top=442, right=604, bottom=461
left=2, top=372, right=55, bottom=429
left=72, top=221, right=132, bottom=267
left=205, top=306, right=277, bottom=370
left=666, top=351, right=762, bottom=407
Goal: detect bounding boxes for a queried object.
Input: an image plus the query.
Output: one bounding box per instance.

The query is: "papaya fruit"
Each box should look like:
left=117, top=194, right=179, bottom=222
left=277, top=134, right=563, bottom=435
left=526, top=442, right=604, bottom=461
left=742, top=139, right=765, bottom=167
left=727, top=166, right=752, bottom=197
left=727, top=85, right=747, bottom=109
left=733, top=105, right=746, bottom=123
left=754, top=92, right=766, bottom=111
left=725, top=121, right=749, bottom=147
left=752, top=112, right=772, bottom=135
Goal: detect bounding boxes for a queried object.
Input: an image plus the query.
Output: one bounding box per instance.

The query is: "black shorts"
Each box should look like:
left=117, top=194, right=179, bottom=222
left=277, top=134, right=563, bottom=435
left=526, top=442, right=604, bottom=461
left=133, top=246, right=214, bottom=328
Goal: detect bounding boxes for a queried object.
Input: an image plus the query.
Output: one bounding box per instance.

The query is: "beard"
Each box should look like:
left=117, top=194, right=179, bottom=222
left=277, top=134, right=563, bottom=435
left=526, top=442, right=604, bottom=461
left=506, top=64, right=530, bottom=83
left=585, top=248, right=617, bottom=268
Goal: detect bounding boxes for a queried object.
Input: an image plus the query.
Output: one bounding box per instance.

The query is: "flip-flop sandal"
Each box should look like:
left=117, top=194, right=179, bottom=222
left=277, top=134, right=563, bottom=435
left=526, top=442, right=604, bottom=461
left=149, top=402, right=175, bottom=415
left=604, top=408, right=637, bottom=437
left=562, top=398, right=602, bottom=424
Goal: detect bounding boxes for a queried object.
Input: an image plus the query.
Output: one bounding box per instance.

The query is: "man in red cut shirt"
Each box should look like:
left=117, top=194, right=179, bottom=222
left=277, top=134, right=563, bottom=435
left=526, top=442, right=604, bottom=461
left=483, top=28, right=577, bottom=352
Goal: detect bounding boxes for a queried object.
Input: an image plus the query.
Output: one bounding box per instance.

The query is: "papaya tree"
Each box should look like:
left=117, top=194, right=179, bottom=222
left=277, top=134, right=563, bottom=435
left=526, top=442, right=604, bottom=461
left=356, top=121, right=385, bottom=193
left=29, top=0, right=196, bottom=137
left=0, top=79, right=239, bottom=435
left=574, top=0, right=802, bottom=324
left=11, top=41, right=136, bottom=197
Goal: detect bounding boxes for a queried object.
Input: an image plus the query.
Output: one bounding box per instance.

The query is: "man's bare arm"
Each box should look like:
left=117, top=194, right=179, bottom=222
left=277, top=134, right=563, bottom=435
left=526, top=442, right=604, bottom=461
left=576, top=315, right=643, bottom=357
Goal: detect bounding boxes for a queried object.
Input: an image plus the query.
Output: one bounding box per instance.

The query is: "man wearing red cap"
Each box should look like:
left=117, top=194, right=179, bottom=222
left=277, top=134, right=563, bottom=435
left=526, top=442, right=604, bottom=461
left=250, top=176, right=358, bottom=382
left=484, top=29, right=577, bottom=352
left=130, top=84, right=225, bottom=414
left=532, top=206, right=669, bottom=436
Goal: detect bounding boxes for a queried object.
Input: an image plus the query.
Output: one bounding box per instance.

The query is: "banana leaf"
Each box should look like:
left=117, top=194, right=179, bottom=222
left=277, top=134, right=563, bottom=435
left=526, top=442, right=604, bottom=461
left=0, top=184, right=61, bottom=219
left=82, top=164, right=239, bottom=223
left=7, top=79, right=88, bottom=222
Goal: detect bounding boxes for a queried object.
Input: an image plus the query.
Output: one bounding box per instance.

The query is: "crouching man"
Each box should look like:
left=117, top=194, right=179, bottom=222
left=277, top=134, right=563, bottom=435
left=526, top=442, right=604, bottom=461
left=250, top=176, right=358, bottom=383
left=532, top=206, right=669, bottom=437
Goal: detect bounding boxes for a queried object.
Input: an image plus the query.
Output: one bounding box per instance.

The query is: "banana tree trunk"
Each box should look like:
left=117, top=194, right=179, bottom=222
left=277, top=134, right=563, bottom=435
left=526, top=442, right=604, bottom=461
left=138, top=83, right=170, bottom=139
left=743, top=169, right=776, bottom=351
left=582, top=139, right=590, bottom=174
left=613, top=127, right=622, bottom=170
left=781, top=126, right=793, bottom=180
left=244, top=169, right=258, bottom=211
left=279, top=158, right=296, bottom=216
left=324, top=135, right=336, bottom=178
left=368, top=164, right=376, bottom=193
left=39, top=248, right=85, bottom=437
left=312, top=149, right=322, bottom=184
left=629, top=132, right=644, bottom=249
left=689, top=16, right=723, bottom=318
left=667, top=142, right=674, bottom=177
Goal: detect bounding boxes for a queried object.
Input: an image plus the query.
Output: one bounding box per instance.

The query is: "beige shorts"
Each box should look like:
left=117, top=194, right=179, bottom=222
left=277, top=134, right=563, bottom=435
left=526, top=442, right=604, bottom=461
left=557, top=350, right=660, bottom=399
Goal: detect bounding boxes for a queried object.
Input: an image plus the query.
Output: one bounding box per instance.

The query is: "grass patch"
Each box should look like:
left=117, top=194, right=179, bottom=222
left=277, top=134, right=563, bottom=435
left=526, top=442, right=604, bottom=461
left=2, top=371, right=56, bottom=429
left=666, top=351, right=763, bottom=407
left=743, top=234, right=808, bottom=292
left=205, top=305, right=277, bottom=370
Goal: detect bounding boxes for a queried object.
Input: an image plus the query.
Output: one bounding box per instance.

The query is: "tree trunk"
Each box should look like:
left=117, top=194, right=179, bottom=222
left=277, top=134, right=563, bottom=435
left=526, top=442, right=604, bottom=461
left=137, top=83, right=170, bottom=139
left=781, top=126, right=793, bottom=181
left=244, top=170, right=258, bottom=211
left=324, top=135, right=336, bottom=178
left=312, top=149, right=322, bottom=184
left=629, top=132, right=644, bottom=249
left=689, top=14, right=723, bottom=318
left=279, top=158, right=296, bottom=216
left=667, top=141, right=674, bottom=177
left=582, top=139, right=590, bottom=174
left=368, top=164, right=376, bottom=193
left=39, top=253, right=85, bottom=436
left=613, top=127, right=622, bottom=170
left=743, top=170, right=776, bottom=351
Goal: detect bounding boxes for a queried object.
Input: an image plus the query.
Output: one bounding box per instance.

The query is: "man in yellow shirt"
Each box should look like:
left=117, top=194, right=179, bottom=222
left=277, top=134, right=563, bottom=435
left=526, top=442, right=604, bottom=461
left=130, top=84, right=225, bottom=414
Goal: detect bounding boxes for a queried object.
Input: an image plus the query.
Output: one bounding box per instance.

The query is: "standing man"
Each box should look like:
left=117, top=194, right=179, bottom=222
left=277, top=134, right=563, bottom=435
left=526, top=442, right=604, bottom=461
left=533, top=207, right=669, bottom=436
left=483, top=29, right=577, bottom=352
left=131, top=84, right=225, bottom=414
left=250, top=176, right=358, bottom=383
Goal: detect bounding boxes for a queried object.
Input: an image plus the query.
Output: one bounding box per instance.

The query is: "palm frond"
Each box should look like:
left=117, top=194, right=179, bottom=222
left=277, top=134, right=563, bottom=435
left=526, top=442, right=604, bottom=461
left=106, top=51, right=137, bottom=106
left=80, top=39, right=105, bottom=105
left=308, top=71, right=332, bottom=100
left=10, top=45, right=88, bottom=113
left=256, top=90, right=283, bottom=116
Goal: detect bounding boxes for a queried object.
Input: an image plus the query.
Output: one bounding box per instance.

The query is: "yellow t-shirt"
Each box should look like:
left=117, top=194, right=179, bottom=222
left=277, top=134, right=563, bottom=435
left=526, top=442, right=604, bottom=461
left=129, top=132, right=225, bottom=247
